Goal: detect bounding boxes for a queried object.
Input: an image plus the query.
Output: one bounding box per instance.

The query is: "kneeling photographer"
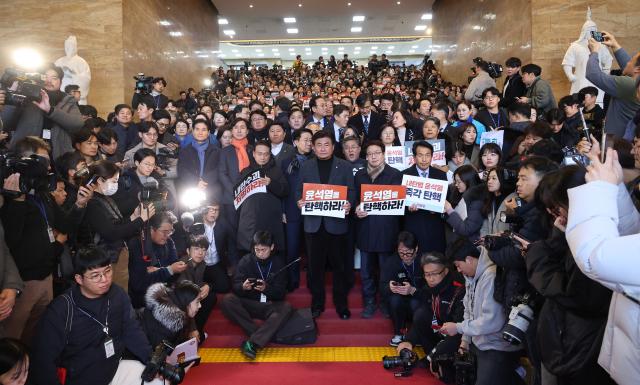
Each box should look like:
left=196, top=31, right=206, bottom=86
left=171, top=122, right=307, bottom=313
left=395, top=252, right=465, bottom=383
left=112, top=148, right=174, bottom=219
left=440, top=238, right=524, bottom=385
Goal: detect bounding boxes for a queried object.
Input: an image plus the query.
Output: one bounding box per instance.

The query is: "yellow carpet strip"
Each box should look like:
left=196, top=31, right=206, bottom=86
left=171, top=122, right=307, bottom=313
left=198, top=346, right=424, bottom=363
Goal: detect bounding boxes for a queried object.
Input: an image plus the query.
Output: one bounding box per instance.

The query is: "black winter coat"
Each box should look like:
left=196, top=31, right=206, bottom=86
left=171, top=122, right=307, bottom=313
left=527, top=228, right=611, bottom=376
left=231, top=253, right=287, bottom=302
left=177, top=142, right=221, bottom=204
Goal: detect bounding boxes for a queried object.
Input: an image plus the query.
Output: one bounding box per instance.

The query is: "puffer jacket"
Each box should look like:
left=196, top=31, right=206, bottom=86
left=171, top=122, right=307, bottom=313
left=566, top=181, right=640, bottom=385
left=456, top=248, right=520, bottom=352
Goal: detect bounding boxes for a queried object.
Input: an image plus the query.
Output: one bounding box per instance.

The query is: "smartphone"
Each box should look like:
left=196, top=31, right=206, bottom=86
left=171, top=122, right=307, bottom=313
left=591, top=31, right=605, bottom=42
left=391, top=281, right=401, bottom=286
left=85, top=174, right=99, bottom=187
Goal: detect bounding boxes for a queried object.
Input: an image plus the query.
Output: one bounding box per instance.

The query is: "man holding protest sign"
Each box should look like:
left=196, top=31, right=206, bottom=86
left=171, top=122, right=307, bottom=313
left=297, top=131, right=355, bottom=319
left=354, top=140, right=404, bottom=318
left=402, top=141, right=448, bottom=254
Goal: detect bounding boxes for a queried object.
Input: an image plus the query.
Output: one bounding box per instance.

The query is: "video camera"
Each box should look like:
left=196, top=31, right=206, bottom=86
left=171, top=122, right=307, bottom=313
left=382, top=348, right=419, bottom=377
left=473, top=57, right=503, bottom=79
left=480, top=231, right=529, bottom=251
left=503, top=293, right=535, bottom=346
left=140, top=178, right=169, bottom=212
left=0, top=68, right=44, bottom=107
left=431, top=351, right=477, bottom=385
left=141, top=341, right=185, bottom=385
left=134, top=73, right=154, bottom=94
left=0, top=151, right=56, bottom=194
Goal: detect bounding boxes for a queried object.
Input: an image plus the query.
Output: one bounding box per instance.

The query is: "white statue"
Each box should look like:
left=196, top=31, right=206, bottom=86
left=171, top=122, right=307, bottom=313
left=561, top=7, right=612, bottom=106
left=55, top=36, right=91, bottom=105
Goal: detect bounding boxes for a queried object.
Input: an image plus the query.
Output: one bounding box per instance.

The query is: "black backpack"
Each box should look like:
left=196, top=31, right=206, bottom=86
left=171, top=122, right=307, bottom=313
left=272, top=308, right=317, bottom=345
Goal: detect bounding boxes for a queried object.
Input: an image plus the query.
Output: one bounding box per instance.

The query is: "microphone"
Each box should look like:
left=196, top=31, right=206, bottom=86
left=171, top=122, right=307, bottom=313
left=181, top=211, right=195, bottom=229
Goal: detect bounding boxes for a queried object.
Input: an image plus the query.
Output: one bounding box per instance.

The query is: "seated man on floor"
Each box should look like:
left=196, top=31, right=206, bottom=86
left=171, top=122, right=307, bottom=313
left=221, top=231, right=293, bottom=359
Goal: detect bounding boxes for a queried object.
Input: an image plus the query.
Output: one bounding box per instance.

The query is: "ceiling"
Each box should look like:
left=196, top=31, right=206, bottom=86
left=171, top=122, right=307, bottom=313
left=211, top=0, right=434, bottom=40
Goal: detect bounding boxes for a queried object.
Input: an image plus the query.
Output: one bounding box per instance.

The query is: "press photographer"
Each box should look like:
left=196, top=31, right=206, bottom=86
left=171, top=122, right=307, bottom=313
left=132, top=75, right=169, bottom=110
left=2, top=64, right=84, bottom=159
left=465, top=58, right=499, bottom=104
left=395, top=251, right=465, bottom=384
left=1, top=137, right=91, bottom=344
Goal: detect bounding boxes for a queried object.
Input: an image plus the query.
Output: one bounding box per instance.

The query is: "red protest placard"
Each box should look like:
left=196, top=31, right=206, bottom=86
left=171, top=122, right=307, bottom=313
left=359, top=184, right=406, bottom=215
left=302, top=183, right=348, bottom=218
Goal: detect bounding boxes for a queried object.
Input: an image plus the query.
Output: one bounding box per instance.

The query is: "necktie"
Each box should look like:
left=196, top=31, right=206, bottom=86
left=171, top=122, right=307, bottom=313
left=363, top=115, right=369, bottom=135
left=338, top=127, right=344, bottom=139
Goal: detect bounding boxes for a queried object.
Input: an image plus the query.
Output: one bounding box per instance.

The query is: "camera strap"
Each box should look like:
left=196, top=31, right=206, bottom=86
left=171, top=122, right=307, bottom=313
left=27, top=195, right=55, bottom=243
left=70, top=290, right=114, bottom=358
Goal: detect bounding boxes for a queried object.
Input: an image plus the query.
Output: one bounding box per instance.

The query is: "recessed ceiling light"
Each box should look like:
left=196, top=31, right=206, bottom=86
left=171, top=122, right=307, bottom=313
left=231, top=49, right=238, bottom=53
left=256, top=49, right=262, bottom=52
left=338, top=47, right=345, bottom=51
left=274, top=52, right=281, bottom=56
left=371, top=46, right=378, bottom=49
left=289, top=48, right=295, bottom=51
left=353, top=15, right=365, bottom=22
left=427, top=28, right=432, bottom=34
left=421, top=13, right=433, bottom=20
left=347, top=2, right=351, bottom=6
left=354, top=46, right=361, bottom=50
left=284, top=17, right=296, bottom=23
left=290, top=52, right=296, bottom=55
left=298, top=3, right=302, bottom=7
left=287, top=28, right=299, bottom=33
left=258, top=53, right=264, bottom=57
left=235, top=54, right=242, bottom=57
left=370, top=51, right=377, bottom=54
left=472, top=25, right=481, bottom=30
left=409, top=50, right=416, bottom=53
left=176, top=51, right=184, bottom=54
left=249, top=4, right=253, bottom=8
left=396, top=1, right=401, bottom=4
left=218, top=18, right=229, bottom=25
left=305, top=47, right=311, bottom=51
left=158, top=20, right=171, bottom=26
left=387, top=46, right=395, bottom=49
left=321, top=47, right=328, bottom=51
left=211, top=50, right=221, bottom=54
left=415, top=25, right=426, bottom=31
left=272, top=48, right=279, bottom=52
left=223, top=29, right=236, bottom=36
left=169, top=31, right=183, bottom=37
left=411, top=45, right=418, bottom=49
left=351, top=26, right=362, bottom=33
left=197, top=54, right=209, bottom=58
left=183, top=55, right=190, bottom=58
left=218, top=54, right=226, bottom=58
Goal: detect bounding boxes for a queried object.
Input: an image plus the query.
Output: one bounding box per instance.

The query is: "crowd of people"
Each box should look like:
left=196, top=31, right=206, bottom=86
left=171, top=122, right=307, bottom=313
left=0, top=29, right=639, bottom=385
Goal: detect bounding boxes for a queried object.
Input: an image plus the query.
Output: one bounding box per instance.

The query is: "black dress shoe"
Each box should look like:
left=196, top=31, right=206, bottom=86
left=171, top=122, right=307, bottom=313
left=338, top=309, right=351, bottom=320
left=311, top=308, right=323, bottom=318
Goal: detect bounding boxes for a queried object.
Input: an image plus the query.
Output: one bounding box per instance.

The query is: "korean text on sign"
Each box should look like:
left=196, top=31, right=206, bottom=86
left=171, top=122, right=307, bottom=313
left=360, top=184, right=406, bottom=216
left=401, top=175, right=449, bottom=213
left=233, top=170, right=266, bottom=209
left=302, top=183, right=348, bottom=219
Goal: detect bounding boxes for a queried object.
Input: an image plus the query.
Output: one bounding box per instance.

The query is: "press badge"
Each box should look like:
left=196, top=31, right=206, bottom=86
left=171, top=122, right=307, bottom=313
left=104, top=337, right=115, bottom=358
left=47, top=227, right=56, bottom=243
left=260, top=294, right=267, bottom=303
left=42, top=129, right=51, bottom=140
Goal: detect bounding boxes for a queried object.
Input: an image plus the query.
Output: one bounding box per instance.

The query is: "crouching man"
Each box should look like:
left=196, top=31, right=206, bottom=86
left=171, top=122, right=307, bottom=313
left=221, top=231, right=293, bottom=359
left=30, top=246, right=165, bottom=385
left=439, top=239, right=524, bottom=385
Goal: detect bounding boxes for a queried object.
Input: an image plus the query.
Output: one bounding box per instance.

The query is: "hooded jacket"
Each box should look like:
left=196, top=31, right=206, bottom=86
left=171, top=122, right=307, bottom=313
left=138, top=283, right=195, bottom=348
left=456, top=248, right=520, bottom=352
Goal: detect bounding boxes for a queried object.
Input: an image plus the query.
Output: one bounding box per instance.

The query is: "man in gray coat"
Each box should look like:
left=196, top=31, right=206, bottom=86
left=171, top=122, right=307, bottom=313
left=5, top=64, right=84, bottom=159
left=519, top=63, right=557, bottom=115
left=465, top=60, right=497, bottom=104
left=0, top=195, right=25, bottom=338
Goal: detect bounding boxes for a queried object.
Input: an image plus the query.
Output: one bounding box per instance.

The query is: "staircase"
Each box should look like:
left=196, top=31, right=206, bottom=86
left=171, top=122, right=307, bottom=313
left=183, top=274, right=445, bottom=385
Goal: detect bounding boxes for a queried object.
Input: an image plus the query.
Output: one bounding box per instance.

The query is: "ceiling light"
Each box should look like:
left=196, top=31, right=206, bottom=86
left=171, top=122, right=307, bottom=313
left=385, top=51, right=392, bottom=54
left=354, top=46, right=361, bottom=50
left=223, top=29, right=235, bottom=36
left=256, top=49, right=263, bottom=52
left=347, top=2, right=351, bottom=6
left=411, top=45, right=418, bottom=49
left=235, top=54, right=242, bottom=57
left=169, top=31, right=183, bottom=37
left=370, top=51, right=377, bottom=54
left=298, top=3, right=302, bottom=7
left=427, top=28, right=432, bottom=34
left=258, top=53, right=264, bottom=57
left=197, top=54, right=209, bottom=58
left=287, top=28, right=299, bottom=34
left=371, top=46, right=378, bottom=49
left=231, top=49, right=238, bottom=53
left=305, top=47, right=311, bottom=51
left=290, top=52, right=296, bottom=55
left=289, top=48, right=295, bottom=51
left=338, top=47, right=345, bottom=51
left=414, top=25, right=426, bottom=31
left=421, top=13, right=433, bottom=20
left=182, top=55, right=190, bottom=58
left=472, top=25, right=481, bottom=30
left=218, top=54, right=226, bottom=58
left=218, top=18, right=229, bottom=24
left=351, top=26, right=362, bottom=32
left=272, top=48, right=279, bottom=51
left=211, top=50, right=221, bottom=54
left=284, top=17, right=297, bottom=24
left=353, top=15, right=365, bottom=22
left=321, top=47, right=328, bottom=51
left=396, top=1, right=401, bottom=4
left=274, top=52, right=281, bottom=56
left=387, top=46, right=395, bottom=49
left=249, top=4, right=253, bottom=8
left=176, top=51, right=184, bottom=54
left=158, top=20, right=171, bottom=26
left=409, top=50, right=416, bottom=53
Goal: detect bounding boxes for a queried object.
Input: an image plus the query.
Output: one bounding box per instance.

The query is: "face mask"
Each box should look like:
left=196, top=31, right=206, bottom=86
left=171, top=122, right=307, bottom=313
left=102, top=181, right=118, bottom=196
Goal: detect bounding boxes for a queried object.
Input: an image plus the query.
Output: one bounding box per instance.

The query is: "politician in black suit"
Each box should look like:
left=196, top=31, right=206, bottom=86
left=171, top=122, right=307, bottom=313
left=177, top=119, right=222, bottom=205
left=296, top=131, right=356, bottom=319
left=500, top=57, right=527, bottom=109
left=348, top=94, right=385, bottom=142
left=402, top=141, right=447, bottom=255
left=324, top=104, right=352, bottom=158
left=305, top=95, right=331, bottom=129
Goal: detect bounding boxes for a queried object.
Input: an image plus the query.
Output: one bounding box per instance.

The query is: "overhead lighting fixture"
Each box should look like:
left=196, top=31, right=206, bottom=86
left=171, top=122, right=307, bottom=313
left=218, top=18, right=229, bottom=25
left=169, top=31, right=183, bottom=37
left=197, top=54, right=209, bottom=58
left=274, top=52, right=281, bottom=56
left=414, top=25, right=426, bottom=31
left=218, top=54, right=226, bottom=58
left=305, top=47, right=311, bottom=51
left=321, top=47, right=328, bottom=51
left=351, top=26, right=362, bottom=33
left=338, top=47, right=345, bottom=51
left=371, top=46, right=378, bottom=49
left=249, top=4, right=253, bottom=8
left=287, top=28, right=299, bottom=34
left=284, top=17, right=296, bottom=23
left=347, top=2, right=352, bottom=6
left=353, top=15, right=365, bottom=22
left=288, top=48, right=295, bottom=51
left=211, top=50, right=221, bottom=54
left=158, top=20, right=171, bottom=26
left=396, top=1, right=401, bottom=4
left=472, top=25, right=481, bottom=30
left=256, top=48, right=263, bottom=52
left=182, top=55, right=190, bottom=58
left=223, top=29, right=236, bottom=36
left=231, top=49, right=239, bottom=53
left=298, top=3, right=302, bottom=7
left=387, top=46, right=395, bottom=49
left=176, top=50, right=184, bottom=54
left=409, top=50, right=416, bottom=53
left=272, top=48, right=279, bottom=52
left=290, top=52, right=296, bottom=55
left=258, top=53, right=264, bottom=57
left=421, top=13, right=433, bottom=20
left=354, top=46, right=361, bottom=50
left=427, top=28, right=432, bottom=34
left=370, top=50, right=377, bottom=54
left=411, top=45, right=418, bottom=49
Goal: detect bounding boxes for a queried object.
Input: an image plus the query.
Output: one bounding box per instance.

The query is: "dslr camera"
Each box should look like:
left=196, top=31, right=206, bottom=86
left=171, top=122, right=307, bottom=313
left=503, top=293, right=535, bottom=346
left=382, top=348, right=418, bottom=377
left=157, top=147, right=178, bottom=171
left=0, top=151, right=56, bottom=194
left=430, top=351, right=477, bottom=385
left=0, top=68, right=44, bottom=107
left=141, top=341, right=185, bottom=385
left=140, top=179, right=169, bottom=212
left=134, top=73, right=154, bottom=94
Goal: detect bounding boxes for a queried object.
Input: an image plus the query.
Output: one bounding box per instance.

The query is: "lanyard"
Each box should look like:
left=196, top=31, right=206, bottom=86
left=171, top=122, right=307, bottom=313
left=432, top=294, right=441, bottom=320
left=256, top=261, right=273, bottom=281
left=489, top=111, right=502, bottom=128
left=70, top=291, right=110, bottom=335
left=28, top=195, right=50, bottom=228
left=401, top=260, right=416, bottom=286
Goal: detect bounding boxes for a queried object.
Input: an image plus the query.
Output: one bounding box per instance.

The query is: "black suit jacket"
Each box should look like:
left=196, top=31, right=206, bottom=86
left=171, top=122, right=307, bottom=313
left=218, top=144, right=255, bottom=204
left=177, top=144, right=221, bottom=203
left=305, top=115, right=331, bottom=129
left=501, top=73, right=527, bottom=109
left=348, top=111, right=385, bottom=141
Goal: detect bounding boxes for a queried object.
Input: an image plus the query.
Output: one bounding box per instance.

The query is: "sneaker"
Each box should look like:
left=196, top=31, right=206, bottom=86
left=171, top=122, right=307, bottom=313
left=361, top=303, right=377, bottom=319
left=389, top=334, right=404, bottom=347
left=241, top=340, right=258, bottom=360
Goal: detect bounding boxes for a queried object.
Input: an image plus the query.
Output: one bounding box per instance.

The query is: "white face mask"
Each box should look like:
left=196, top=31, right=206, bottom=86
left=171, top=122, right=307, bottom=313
left=102, top=181, right=118, bottom=196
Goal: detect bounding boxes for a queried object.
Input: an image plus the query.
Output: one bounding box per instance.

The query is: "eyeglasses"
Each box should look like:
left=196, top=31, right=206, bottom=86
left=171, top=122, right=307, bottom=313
left=158, top=228, right=174, bottom=236
left=483, top=95, right=498, bottom=100
left=143, top=132, right=159, bottom=138
left=157, top=122, right=169, bottom=128
left=398, top=250, right=415, bottom=257
left=424, top=269, right=445, bottom=279
left=366, top=151, right=383, bottom=157
left=140, top=162, right=156, bottom=168
left=84, top=267, right=113, bottom=282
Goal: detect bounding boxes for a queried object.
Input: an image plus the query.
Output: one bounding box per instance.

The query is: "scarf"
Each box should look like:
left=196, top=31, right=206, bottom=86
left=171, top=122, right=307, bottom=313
left=287, top=152, right=310, bottom=175
left=191, top=140, right=209, bottom=177
left=231, top=138, right=250, bottom=172
left=367, top=163, right=385, bottom=182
